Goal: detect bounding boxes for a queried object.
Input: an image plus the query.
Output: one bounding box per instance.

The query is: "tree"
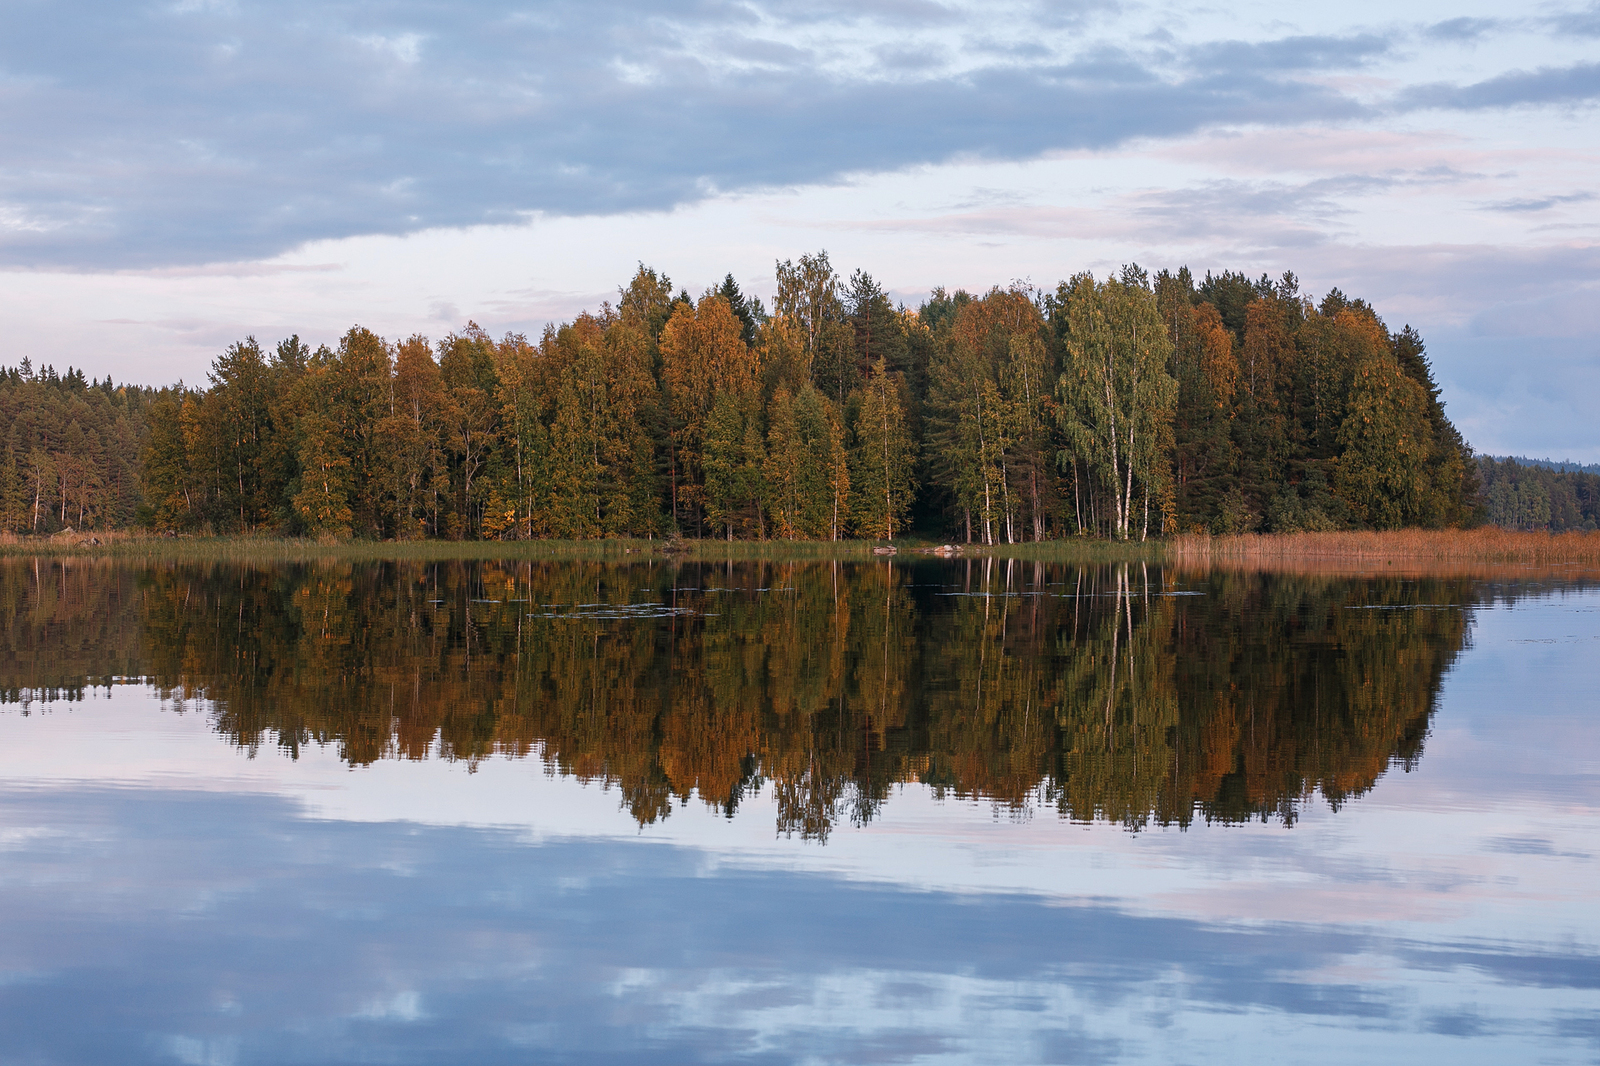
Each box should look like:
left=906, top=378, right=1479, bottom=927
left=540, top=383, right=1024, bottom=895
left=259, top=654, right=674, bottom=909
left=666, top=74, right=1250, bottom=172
left=764, top=385, right=848, bottom=539
left=659, top=293, right=759, bottom=534
left=1055, top=271, right=1177, bottom=540
left=205, top=337, right=275, bottom=531
left=597, top=313, right=664, bottom=536
left=1392, top=325, right=1477, bottom=527
left=1333, top=315, right=1432, bottom=529
left=849, top=357, right=917, bottom=539
left=439, top=324, right=501, bottom=539
left=1157, top=268, right=1240, bottom=533
left=139, top=391, right=193, bottom=530
left=25, top=446, right=56, bottom=532
left=284, top=329, right=391, bottom=539
left=775, top=251, right=853, bottom=403
left=0, top=446, right=25, bottom=532
left=926, top=286, right=1047, bottom=543
left=290, top=405, right=355, bottom=536
left=716, top=274, right=766, bottom=348
left=379, top=335, right=451, bottom=539
left=703, top=389, right=764, bottom=539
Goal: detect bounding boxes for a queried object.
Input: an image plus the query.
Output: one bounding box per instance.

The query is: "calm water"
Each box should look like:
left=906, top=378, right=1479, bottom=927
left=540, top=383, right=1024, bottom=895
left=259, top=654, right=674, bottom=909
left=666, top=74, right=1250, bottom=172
left=1, top=557, right=1597, bottom=1064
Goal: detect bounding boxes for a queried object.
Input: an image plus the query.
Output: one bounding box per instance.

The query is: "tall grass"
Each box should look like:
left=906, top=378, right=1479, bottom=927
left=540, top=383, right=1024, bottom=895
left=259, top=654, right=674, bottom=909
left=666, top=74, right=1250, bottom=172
left=9, top=527, right=1596, bottom=573
left=1171, top=528, right=1600, bottom=577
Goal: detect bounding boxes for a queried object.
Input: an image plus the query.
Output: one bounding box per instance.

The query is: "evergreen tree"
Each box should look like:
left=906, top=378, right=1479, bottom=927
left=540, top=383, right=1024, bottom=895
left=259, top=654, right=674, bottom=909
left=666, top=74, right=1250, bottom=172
left=0, top=445, right=25, bottom=533
left=1157, top=268, right=1240, bottom=532
left=1334, top=321, right=1432, bottom=529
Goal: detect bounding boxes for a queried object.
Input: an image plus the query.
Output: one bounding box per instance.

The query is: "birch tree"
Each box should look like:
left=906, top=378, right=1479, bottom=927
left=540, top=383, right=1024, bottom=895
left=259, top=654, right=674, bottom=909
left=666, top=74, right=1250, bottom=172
left=1055, top=271, right=1177, bottom=540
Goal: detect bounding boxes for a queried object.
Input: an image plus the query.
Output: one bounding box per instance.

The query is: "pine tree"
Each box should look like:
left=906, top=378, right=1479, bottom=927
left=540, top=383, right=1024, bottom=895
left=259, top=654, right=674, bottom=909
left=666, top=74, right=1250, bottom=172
left=1157, top=269, right=1240, bottom=533
left=1334, top=321, right=1431, bottom=529
left=0, top=444, right=25, bottom=533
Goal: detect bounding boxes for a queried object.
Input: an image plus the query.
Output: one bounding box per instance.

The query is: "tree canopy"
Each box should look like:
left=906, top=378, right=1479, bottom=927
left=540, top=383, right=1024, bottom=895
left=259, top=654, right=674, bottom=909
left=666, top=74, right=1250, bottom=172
left=3, top=258, right=1498, bottom=540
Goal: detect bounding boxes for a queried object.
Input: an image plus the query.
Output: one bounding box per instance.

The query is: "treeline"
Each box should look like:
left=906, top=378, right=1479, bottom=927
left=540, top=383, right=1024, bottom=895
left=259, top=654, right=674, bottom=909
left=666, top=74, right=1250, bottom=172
left=1478, top=456, right=1600, bottom=532
left=1, top=559, right=1471, bottom=831
left=14, top=256, right=1483, bottom=540
left=0, top=362, right=153, bottom=534
left=1493, top=456, right=1600, bottom=476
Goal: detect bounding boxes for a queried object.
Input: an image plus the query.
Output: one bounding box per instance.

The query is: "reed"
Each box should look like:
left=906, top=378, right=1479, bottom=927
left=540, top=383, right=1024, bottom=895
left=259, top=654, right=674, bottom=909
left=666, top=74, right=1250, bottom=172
left=1171, top=528, right=1600, bottom=575
left=10, top=527, right=1595, bottom=572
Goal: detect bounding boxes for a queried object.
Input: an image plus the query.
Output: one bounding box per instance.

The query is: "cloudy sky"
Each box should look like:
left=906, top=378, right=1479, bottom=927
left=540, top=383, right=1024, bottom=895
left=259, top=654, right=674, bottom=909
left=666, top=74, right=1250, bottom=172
left=2, top=0, right=1596, bottom=459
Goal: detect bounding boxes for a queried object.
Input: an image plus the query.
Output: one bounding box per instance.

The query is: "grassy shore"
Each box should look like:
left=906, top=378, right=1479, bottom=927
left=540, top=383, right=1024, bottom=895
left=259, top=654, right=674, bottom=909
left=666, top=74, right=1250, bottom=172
left=0, top=530, right=1166, bottom=564
left=1170, top=528, right=1600, bottom=577
left=6, top=528, right=1600, bottom=571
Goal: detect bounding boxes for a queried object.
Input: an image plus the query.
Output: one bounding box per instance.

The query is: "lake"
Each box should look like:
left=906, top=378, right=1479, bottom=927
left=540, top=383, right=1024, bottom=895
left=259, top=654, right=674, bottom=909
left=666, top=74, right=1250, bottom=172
left=2, top=556, right=1597, bottom=1064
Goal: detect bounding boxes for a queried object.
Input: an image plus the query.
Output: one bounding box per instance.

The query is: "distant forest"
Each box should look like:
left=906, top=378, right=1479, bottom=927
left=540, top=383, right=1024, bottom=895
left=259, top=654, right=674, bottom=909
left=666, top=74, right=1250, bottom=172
left=1492, top=456, right=1600, bottom=476
left=1477, top=457, right=1600, bottom=532
left=0, top=256, right=1506, bottom=541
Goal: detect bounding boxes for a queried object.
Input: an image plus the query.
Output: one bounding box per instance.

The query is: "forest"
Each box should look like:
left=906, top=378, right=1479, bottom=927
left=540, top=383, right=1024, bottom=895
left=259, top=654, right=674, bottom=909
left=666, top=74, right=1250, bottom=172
left=2, top=256, right=1486, bottom=541
left=0, top=558, right=1469, bottom=832
left=1477, top=456, right=1600, bottom=532
left=0, top=362, right=151, bottom=534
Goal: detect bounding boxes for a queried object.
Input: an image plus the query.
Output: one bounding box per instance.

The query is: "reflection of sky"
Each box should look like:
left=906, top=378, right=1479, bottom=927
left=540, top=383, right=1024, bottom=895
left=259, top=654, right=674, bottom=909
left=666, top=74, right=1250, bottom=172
left=1, top=589, right=1597, bottom=1063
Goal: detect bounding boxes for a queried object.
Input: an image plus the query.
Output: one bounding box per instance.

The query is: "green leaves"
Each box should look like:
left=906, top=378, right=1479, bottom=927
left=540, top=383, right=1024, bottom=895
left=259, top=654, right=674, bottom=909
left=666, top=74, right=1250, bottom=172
left=1054, top=272, right=1177, bottom=540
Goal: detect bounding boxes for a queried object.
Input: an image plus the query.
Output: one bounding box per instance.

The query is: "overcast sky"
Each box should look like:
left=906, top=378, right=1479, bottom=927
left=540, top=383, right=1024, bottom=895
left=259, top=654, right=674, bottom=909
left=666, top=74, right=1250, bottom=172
left=1, top=0, right=1596, bottom=459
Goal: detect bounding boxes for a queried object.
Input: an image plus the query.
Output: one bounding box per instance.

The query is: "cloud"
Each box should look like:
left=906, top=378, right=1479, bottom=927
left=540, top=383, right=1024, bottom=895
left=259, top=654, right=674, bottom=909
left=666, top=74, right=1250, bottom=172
left=0, top=1, right=1384, bottom=270
left=1, top=1, right=1594, bottom=275
left=1398, top=61, right=1600, bottom=110
left=1480, top=191, right=1598, bottom=212
left=855, top=173, right=1409, bottom=253
left=0, top=783, right=1590, bottom=1061
left=1186, top=34, right=1392, bottom=73
left=1424, top=17, right=1502, bottom=42
left=1549, top=2, right=1600, bottom=37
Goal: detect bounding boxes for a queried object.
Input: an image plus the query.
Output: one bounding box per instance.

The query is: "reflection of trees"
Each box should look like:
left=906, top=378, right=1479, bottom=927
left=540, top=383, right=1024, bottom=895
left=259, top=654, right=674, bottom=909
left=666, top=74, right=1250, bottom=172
left=1, top=557, right=1493, bottom=834
left=0, top=559, right=143, bottom=704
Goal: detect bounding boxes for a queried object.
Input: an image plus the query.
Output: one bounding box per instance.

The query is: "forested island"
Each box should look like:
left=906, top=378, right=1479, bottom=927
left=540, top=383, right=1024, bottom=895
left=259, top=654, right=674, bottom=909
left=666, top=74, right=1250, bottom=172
left=4, top=254, right=1584, bottom=543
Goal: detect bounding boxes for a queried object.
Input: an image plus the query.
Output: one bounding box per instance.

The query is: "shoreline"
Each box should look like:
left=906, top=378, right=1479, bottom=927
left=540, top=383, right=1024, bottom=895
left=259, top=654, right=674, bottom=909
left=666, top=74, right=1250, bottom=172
left=4, top=528, right=1600, bottom=572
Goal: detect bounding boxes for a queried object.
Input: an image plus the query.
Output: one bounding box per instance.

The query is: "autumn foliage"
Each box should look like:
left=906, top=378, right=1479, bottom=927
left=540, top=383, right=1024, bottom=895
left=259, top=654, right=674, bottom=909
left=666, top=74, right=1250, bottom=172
left=4, top=258, right=1485, bottom=542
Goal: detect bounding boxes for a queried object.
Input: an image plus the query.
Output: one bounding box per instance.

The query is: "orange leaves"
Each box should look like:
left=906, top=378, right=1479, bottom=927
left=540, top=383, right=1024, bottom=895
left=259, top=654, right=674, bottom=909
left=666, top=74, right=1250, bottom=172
left=660, top=294, right=759, bottom=422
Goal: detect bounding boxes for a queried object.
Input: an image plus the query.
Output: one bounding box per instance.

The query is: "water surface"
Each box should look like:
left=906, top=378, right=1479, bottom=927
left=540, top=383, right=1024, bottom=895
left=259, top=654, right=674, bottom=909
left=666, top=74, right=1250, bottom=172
left=1, top=558, right=1596, bottom=1063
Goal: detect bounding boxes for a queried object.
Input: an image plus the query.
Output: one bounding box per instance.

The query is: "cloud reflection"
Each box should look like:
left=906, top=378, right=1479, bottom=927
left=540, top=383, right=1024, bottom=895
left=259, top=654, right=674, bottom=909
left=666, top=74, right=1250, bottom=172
left=1, top=785, right=1596, bottom=1064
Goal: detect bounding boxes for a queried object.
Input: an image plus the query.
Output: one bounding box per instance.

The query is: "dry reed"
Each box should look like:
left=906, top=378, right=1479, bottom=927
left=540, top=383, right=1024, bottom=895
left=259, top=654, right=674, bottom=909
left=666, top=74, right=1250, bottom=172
left=1170, top=528, right=1600, bottom=579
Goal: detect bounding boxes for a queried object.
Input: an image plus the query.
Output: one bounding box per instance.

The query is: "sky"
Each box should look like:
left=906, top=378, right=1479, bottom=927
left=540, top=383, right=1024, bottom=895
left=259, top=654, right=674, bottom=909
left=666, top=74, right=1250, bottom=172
left=1, top=0, right=1596, bottom=460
